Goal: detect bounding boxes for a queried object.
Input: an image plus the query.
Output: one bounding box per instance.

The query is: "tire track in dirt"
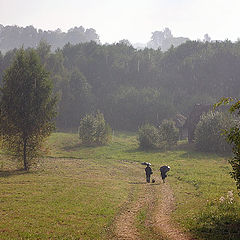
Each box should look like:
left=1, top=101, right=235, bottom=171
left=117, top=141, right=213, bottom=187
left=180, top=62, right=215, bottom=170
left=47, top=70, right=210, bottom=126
left=153, top=182, right=196, bottom=240
left=113, top=177, right=196, bottom=240
left=113, top=183, right=156, bottom=240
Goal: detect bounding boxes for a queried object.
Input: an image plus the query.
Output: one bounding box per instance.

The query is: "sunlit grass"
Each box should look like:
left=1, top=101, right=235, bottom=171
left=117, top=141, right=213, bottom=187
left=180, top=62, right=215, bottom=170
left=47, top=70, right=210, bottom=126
left=0, top=132, right=239, bottom=239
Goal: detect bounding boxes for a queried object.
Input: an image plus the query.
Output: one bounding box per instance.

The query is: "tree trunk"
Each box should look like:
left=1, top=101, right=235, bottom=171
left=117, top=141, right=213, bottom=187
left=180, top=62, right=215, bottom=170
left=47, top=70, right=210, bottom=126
left=23, top=139, right=28, bottom=171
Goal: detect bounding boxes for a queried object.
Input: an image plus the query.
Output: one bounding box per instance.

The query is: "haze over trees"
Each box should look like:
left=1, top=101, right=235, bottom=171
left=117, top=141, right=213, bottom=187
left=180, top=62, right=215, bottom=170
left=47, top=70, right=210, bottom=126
left=0, top=37, right=240, bottom=133
left=0, top=25, right=206, bottom=53
left=147, top=27, right=189, bottom=51
left=0, top=25, right=100, bottom=53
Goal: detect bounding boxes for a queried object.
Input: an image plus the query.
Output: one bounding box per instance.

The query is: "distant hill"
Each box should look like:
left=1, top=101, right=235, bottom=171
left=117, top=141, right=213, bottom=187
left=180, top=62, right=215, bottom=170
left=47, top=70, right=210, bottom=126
left=0, top=25, right=100, bottom=53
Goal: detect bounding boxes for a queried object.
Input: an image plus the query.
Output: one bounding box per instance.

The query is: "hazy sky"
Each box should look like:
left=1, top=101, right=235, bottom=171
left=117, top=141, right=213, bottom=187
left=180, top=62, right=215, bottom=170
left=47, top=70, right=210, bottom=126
left=1, top=0, right=240, bottom=43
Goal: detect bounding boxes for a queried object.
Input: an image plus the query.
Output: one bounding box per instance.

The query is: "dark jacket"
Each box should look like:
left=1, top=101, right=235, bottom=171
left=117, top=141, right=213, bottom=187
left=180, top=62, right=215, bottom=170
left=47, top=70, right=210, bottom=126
left=145, top=166, right=153, bottom=176
left=160, top=166, right=170, bottom=179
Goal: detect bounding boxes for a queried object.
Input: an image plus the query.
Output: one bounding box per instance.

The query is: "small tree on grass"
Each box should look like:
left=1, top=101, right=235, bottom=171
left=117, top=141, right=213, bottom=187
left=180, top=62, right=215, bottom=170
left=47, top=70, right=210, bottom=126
left=138, top=121, right=179, bottom=150
left=78, top=111, right=111, bottom=146
left=138, top=124, right=160, bottom=149
left=194, top=111, right=233, bottom=153
left=0, top=49, right=57, bottom=170
left=158, top=120, right=179, bottom=145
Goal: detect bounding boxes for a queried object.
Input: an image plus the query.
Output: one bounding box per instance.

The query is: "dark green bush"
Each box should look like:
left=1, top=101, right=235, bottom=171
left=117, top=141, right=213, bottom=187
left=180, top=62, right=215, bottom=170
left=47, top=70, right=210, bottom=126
left=194, top=111, right=233, bottom=153
left=78, top=111, right=112, bottom=146
left=159, top=120, right=179, bottom=145
left=138, top=124, right=160, bottom=149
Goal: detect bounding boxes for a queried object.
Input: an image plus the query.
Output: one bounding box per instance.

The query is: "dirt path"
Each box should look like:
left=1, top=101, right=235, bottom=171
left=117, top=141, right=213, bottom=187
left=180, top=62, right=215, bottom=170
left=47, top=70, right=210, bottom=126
left=114, top=177, right=195, bottom=240
left=114, top=183, right=156, bottom=240
left=153, top=183, right=196, bottom=240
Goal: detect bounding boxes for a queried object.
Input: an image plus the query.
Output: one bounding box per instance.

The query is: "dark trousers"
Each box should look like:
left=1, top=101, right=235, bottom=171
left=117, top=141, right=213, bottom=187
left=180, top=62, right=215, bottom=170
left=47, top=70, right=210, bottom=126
left=161, top=173, right=166, bottom=180
left=146, top=174, right=150, bottom=183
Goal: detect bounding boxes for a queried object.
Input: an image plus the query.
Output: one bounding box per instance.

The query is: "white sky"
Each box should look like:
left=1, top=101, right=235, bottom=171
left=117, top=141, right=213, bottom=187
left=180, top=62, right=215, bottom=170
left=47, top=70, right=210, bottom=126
left=1, top=0, right=240, bottom=44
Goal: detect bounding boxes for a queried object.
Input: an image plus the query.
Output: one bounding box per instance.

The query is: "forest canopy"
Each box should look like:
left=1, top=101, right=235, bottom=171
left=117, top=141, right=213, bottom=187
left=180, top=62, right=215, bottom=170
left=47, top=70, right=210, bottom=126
left=0, top=39, right=240, bottom=131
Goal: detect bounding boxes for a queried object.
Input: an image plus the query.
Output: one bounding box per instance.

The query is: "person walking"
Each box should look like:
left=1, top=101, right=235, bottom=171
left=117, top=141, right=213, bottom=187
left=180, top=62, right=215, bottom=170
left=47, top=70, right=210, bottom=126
left=145, top=163, right=153, bottom=183
left=160, top=165, right=170, bottom=183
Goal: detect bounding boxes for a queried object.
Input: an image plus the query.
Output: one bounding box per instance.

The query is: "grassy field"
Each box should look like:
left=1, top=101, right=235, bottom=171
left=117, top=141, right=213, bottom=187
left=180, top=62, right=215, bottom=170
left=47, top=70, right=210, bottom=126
left=0, top=132, right=240, bottom=239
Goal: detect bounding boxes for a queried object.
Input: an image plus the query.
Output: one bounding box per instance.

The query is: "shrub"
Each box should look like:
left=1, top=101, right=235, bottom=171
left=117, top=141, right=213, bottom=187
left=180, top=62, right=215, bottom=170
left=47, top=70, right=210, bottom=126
left=138, top=124, right=160, bottom=149
left=78, top=111, right=112, bottom=146
left=194, top=111, right=233, bottom=153
left=159, top=120, right=179, bottom=145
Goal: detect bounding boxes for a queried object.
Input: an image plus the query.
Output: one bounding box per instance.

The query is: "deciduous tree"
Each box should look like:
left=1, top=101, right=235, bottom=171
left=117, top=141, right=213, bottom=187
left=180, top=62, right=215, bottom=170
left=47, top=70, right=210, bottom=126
left=215, top=98, right=240, bottom=194
left=0, top=49, right=57, bottom=170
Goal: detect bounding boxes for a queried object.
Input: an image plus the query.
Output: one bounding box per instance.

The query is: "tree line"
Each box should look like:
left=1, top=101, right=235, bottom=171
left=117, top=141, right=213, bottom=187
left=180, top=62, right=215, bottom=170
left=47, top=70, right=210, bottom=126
left=0, top=40, right=240, bottom=132
left=0, top=25, right=100, bottom=53
left=0, top=40, right=240, bottom=194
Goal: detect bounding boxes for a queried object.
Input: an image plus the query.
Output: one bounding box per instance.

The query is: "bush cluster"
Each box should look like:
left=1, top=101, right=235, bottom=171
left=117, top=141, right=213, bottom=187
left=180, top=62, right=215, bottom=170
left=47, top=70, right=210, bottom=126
left=138, top=120, right=179, bottom=150
left=194, top=111, right=234, bottom=153
left=138, top=124, right=160, bottom=149
left=159, top=120, right=179, bottom=145
left=78, top=111, right=112, bottom=146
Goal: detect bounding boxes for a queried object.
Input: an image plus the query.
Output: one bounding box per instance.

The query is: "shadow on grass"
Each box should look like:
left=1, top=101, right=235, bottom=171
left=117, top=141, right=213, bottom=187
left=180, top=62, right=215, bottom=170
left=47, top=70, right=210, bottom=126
left=179, top=151, right=204, bottom=160
left=128, top=182, right=147, bottom=184
left=0, top=169, right=29, bottom=178
left=126, top=142, right=193, bottom=154
left=191, top=203, right=240, bottom=240
left=128, top=182, right=161, bottom=186
left=174, top=142, right=194, bottom=151
left=125, top=148, right=162, bottom=154
left=180, top=150, right=231, bottom=161
left=61, top=143, right=95, bottom=152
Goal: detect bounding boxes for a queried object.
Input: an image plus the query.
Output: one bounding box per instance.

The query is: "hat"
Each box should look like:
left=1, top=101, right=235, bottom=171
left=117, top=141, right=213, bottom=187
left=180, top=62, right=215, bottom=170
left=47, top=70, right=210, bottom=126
left=141, top=162, right=151, bottom=166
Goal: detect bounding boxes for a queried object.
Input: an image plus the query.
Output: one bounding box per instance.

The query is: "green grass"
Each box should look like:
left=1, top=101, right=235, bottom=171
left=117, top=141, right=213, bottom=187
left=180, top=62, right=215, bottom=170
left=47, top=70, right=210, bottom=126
left=0, top=132, right=240, bottom=239
left=0, top=132, right=144, bottom=239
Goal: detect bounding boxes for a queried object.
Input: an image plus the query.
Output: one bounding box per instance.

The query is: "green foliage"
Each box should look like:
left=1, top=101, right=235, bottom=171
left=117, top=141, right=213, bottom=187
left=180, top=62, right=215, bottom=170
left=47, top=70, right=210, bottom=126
left=159, top=119, right=179, bottom=145
left=194, top=111, right=233, bottom=153
left=137, top=124, right=160, bottom=149
left=2, top=40, right=240, bottom=131
left=138, top=120, right=179, bottom=150
left=227, top=135, right=240, bottom=194
left=215, top=97, right=240, bottom=114
left=109, top=86, right=174, bottom=130
left=0, top=49, right=57, bottom=170
left=216, top=98, right=240, bottom=194
left=58, top=70, right=93, bottom=128
left=78, top=111, right=111, bottom=146
left=228, top=126, right=240, bottom=193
